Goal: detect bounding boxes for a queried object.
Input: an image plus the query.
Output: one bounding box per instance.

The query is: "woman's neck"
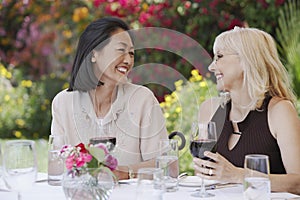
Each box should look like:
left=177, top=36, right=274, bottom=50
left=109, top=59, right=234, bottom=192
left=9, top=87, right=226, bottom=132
left=229, top=91, right=254, bottom=122
left=89, top=83, right=117, bottom=118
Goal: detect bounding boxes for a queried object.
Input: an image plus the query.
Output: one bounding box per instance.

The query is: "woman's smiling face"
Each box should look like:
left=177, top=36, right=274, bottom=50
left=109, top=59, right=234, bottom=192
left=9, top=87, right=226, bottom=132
left=93, top=28, right=134, bottom=85
left=208, top=47, right=243, bottom=92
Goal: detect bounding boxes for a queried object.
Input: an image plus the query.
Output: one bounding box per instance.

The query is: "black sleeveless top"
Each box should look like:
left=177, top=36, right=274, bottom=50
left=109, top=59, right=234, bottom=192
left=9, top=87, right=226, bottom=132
left=211, top=96, right=286, bottom=174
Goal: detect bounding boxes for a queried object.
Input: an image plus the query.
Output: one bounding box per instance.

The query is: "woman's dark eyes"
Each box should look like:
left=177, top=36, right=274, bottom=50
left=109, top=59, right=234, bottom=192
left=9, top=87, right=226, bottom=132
left=217, top=54, right=223, bottom=59
left=117, top=48, right=126, bottom=52
left=117, top=49, right=134, bottom=56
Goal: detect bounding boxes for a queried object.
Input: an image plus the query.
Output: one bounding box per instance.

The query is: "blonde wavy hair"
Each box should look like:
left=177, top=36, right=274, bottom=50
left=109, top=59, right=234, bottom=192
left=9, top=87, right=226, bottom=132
left=213, top=26, right=296, bottom=109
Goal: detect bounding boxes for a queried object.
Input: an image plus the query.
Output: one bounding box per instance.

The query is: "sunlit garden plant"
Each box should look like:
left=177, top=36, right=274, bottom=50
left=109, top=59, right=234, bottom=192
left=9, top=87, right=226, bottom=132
left=160, top=69, right=217, bottom=174
left=0, top=62, right=66, bottom=139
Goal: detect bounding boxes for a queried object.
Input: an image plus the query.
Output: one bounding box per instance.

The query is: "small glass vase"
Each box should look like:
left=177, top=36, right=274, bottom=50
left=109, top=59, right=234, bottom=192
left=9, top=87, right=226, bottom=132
left=62, top=168, right=115, bottom=200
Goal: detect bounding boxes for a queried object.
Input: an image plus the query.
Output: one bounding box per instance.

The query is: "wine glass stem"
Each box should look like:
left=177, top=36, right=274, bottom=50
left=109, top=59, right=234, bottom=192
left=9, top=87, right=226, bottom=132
left=17, top=192, right=22, bottom=200
left=200, top=177, right=206, bottom=194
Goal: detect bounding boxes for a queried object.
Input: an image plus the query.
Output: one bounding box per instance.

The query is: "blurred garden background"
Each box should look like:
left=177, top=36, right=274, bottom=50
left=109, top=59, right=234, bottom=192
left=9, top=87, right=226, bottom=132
left=0, top=0, right=299, bottom=173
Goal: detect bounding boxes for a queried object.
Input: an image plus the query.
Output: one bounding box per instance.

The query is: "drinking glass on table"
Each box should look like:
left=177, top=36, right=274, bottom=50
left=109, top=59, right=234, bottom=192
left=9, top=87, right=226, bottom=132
left=156, top=139, right=179, bottom=192
left=243, top=154, right=271, bottom=200
left=48, top=134, right=65, bottom=186
left=89, top=136, right=116, bottom=152
left=90, top=122, right=116, bottom=152
left=136, top=168, right=164, bottom=200
left=189, top=121, right=217, bottom=198
left=3, top=140, right=37, bottom=200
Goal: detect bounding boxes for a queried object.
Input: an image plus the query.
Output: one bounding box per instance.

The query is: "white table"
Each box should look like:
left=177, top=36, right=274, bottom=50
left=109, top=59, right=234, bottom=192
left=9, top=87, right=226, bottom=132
left=0, top=174, right=299, bottom=200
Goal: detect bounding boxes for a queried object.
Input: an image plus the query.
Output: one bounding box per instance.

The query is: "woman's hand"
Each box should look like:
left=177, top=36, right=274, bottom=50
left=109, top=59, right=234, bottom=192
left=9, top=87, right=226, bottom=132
left=113, top=166, right=129, bottom=180
left=193, top=151, right=244, bottom=183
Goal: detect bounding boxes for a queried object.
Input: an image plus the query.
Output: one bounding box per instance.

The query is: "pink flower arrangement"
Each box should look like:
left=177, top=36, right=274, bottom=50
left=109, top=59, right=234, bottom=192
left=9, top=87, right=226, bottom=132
left=60, top=142, right=118, bottom=175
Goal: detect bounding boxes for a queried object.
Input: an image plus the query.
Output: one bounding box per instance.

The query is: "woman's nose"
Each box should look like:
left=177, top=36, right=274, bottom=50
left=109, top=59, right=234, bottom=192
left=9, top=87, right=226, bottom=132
left=123, top=53, right=133, bottom=65
left=208, top=61, right=216, bottom=72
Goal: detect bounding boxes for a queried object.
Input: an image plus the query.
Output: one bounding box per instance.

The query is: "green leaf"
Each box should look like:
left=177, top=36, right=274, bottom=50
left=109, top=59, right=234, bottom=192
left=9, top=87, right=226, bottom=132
left=86, top=157, right=99, bottom=169
left=87, top=146, right=106, bottom=163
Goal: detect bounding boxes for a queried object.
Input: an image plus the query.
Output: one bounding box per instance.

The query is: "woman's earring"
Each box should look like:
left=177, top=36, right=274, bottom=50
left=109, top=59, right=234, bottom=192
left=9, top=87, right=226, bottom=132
left=91, top=55, right=96, bottom=63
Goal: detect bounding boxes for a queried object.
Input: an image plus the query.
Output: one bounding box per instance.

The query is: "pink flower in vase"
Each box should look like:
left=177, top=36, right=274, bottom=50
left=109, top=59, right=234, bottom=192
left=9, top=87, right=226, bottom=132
left=105, top=154, right=118, bottom=171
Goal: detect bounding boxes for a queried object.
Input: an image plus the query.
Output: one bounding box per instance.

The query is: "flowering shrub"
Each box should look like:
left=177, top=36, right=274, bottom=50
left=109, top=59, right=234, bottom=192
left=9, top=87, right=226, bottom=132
left=0, top=61, right=68, bottom=139
left=160, top=69, right=217, bottom=174
left=60, top=143, right=118, bottom=176
left=0, top=0, right=288, bottom=79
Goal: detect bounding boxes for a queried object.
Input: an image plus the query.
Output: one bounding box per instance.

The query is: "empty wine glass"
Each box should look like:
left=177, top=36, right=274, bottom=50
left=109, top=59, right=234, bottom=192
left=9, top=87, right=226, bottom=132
left=3, top=140, right=37, bottom=200
left=189, top=121, right=217, bottom=198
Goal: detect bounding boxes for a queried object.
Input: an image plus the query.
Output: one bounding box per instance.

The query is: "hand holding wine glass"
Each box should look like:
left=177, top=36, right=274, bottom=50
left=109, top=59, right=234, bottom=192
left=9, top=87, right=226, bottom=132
left=3, top=140, right=37, bottom=200
left=190, top=121, right=217, bottom=198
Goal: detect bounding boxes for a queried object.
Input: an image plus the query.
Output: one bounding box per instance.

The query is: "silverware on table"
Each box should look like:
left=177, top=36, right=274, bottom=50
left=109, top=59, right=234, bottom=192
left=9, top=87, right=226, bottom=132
left=194, top=183, right=240, bottom=191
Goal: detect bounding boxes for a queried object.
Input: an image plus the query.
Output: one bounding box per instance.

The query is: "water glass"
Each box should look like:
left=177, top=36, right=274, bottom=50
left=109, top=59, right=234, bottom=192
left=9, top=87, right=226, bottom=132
left=136, top=168, right=164, bottom=200
left=156, top=139, right=179, bottom=192
left=48, top=134, right=65, bottom=186
left=244, top=154, right=271, bottom=200
left=3, top=140, right=37, bottom=200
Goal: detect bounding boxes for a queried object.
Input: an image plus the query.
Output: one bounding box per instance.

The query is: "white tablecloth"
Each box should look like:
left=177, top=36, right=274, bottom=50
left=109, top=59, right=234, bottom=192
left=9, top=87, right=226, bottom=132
left=0, top=173, right=299, bottom=200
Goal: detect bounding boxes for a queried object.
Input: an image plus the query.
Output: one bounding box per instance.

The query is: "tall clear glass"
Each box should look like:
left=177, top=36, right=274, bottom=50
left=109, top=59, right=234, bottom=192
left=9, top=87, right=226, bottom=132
left=3, top=140, right=37, bottom=200
left=189, top=121, right=217, bottom=198
left=48, top=134, right=65, bottom=186
left=244, top=154, right=270, bottom=200
left=156, top=139, right=179, bottom=192
left=136, top=168, right=164, bottom=200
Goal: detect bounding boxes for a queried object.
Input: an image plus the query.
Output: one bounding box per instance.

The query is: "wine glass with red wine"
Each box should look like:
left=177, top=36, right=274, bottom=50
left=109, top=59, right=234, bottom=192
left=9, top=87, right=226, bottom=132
left=89, top=136, right=116, bottom=152
left=190, top=121, right=217, bottom=198
left=89, top=123, right=116, bottom=152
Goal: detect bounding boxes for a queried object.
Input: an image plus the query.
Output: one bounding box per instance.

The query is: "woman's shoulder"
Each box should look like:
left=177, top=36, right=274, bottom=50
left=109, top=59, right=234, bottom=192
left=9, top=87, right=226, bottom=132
left=53, top=89, right=72, bottom=101
left=121, top=82, right=155, bottom=97
left=268, top=97, right=299, bottom=137
left=268, top=97, right=296, bottom=114
left=52, top=89, right=84, bottom=104
left=198, top=97, right=221, bottom=121
left=200, top=97, right=221, bottom=110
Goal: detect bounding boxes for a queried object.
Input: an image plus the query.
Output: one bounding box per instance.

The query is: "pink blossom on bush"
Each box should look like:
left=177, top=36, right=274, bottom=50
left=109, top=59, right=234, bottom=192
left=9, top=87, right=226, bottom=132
left=228, top=18, right=243, bottom=30
left=275, top=0, right=285, bottom=6
left=139, top=12, right=151, bottom=24
left=93, top=0, right=105, bottom=8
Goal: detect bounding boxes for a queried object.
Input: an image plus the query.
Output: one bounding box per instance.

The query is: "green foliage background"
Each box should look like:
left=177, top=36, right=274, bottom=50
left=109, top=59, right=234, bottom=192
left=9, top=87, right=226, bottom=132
left=0, top=0, right=300, bottom=173
left=0, top=0, right=296, bottom=139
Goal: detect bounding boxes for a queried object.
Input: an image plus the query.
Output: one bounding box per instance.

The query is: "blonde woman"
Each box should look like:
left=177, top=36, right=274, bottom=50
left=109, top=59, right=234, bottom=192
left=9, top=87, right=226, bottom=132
left=193, top=27, right=300, bottom=194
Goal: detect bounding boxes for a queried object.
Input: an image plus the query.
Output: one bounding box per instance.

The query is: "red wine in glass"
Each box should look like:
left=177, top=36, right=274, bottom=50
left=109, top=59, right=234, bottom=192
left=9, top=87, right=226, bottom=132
left=189, top=121, right=217, bottom=198
left=89, top=137, right=116, bottom=152
left=190, top=139, right=216, bottom=160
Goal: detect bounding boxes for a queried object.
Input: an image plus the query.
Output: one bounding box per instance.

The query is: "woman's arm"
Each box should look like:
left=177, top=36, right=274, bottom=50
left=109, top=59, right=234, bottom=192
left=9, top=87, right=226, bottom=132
left=51, top=92, right=65, bottom=137
left=114, top=160, right=155, bottom=180
left=114, top=86, right=168, bottom=180
left=268, top=99, right=300, bottom=192
left=194, top=98, right=300, bottom=194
